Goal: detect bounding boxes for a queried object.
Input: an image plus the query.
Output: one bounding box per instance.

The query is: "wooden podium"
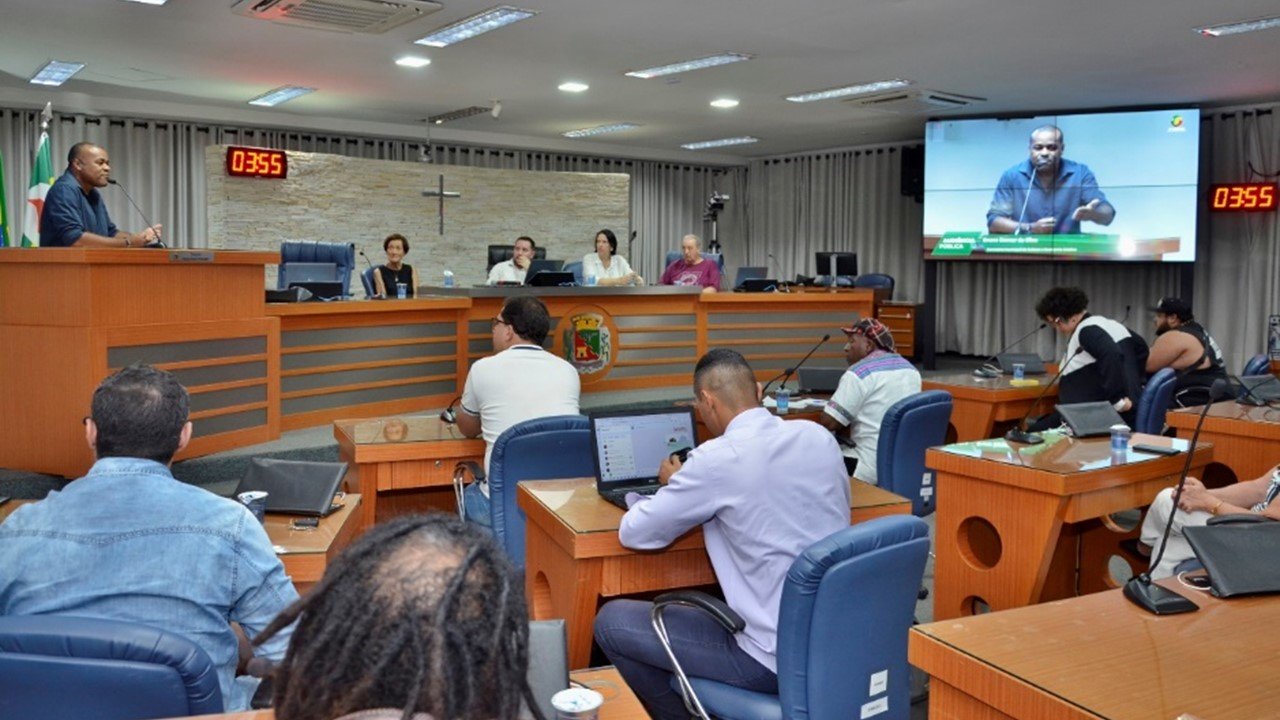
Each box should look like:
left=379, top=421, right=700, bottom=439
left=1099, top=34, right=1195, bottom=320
left=0, top=248, right=280, bottom=478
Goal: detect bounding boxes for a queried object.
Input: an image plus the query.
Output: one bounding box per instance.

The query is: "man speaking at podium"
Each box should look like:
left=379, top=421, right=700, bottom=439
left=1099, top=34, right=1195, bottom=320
left=40, top=142, right=162, bottom=248
left=986, top=125, right=1115, bottom=236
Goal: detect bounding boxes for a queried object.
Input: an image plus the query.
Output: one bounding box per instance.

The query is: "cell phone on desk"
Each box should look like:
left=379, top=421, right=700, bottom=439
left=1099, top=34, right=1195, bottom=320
left=291, top=517, right=319, bottom=530
left=1132, top=443, right=1181, bottom=456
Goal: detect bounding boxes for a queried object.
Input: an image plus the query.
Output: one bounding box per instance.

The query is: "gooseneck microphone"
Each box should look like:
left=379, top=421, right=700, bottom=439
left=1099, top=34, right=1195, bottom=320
left=972, top=323, right=1048, bottom=378
left=1004, top=347, right=1084, bottom=445
left=762, top=334, right=831, bottom=398
left=107, top=179, right=164, bottom=247
left=439, top=396, right=461, bottom=424
left=1123, top=378, right=1233, bottom=615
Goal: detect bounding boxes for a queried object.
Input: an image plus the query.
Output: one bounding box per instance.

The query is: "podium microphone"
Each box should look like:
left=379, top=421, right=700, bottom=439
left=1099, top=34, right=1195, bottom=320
left=1004, top=347, right=1084, bottom=445
left=973, top=323, right=1048, bottom=378
left=1123, top=378, right=1233, bottom=615
left=762, top=334, right=831, bottom=397
left=107, top=179, right=164, bottom=248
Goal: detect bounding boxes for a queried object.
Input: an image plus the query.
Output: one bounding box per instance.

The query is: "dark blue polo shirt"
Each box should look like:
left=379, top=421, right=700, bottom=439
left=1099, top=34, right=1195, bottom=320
left=40, top=170, right=118, bottom=247
left=986, top=158, right=1110, bottom=235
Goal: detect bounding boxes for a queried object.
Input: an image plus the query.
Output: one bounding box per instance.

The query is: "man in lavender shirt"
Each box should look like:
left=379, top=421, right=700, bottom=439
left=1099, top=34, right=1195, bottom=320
left=659, top=234, right=721, bottom=292
left=593, top=349, right=850, bottom=720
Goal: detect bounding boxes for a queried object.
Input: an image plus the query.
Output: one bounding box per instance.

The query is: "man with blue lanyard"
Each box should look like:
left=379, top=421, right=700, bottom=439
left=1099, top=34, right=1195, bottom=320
left=986, top=125, right=1115, bottom=236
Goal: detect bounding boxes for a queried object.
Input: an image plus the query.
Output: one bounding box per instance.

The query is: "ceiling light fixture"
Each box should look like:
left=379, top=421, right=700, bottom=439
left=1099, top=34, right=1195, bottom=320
left=414, top=5, right=537, bottom=48
left=395, top=56, right=432, bottom=68
left=1195, top=15, right=1280, bottom=36
left=119, top=0, right=168, bottom=4
left=625, top=53, right=752, bottom=79
left=30, top=60, right=85, bottom=87
left=710, top=98, right=740, bottom=109
left=785, top=78, right=913, bottom=103
left=563, top=123, right=640, bottom=138
left=558, top=81, right=589, bottom=93
left=682, top=136, right=759, bottom=150
left=248, top=86, right=315, bottom=107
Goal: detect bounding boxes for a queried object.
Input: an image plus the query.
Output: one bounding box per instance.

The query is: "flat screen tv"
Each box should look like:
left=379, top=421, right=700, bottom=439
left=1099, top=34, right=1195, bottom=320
left=923, top=108, right=1199, bottom=262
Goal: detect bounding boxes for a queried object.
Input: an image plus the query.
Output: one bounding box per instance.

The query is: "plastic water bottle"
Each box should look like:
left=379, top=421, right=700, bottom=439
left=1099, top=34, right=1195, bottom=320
left=1269, top=315, right=1280, bottom=360
left=443, top=270, right=455, bottom=288
left=776, top=389, right=790, bottom=415
left=1109, top=424, right=1131, bottom=452
left=396, top=282, right=407, bottom=299
left=1012, top=362, right=1026, bottom=382
left=587, top=274, right=598, bottom=286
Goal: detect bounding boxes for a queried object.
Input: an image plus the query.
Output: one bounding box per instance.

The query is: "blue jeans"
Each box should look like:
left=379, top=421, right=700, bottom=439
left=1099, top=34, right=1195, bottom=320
left=594, top=599, right=778, bottom=720
left=463, top=481, right=492, bottom=528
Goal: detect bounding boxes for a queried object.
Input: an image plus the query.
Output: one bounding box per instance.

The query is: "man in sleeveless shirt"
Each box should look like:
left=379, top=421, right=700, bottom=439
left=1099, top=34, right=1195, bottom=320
left=1145, top=297, right=1228, bottom=408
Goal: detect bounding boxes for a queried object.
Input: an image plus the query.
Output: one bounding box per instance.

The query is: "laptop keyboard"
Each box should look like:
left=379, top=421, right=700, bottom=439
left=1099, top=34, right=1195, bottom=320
left=601, top=486, right=659, bottom=510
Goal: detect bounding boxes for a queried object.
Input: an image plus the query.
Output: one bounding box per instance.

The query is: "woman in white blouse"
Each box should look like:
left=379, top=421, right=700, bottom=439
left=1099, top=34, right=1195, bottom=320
left=581, top=229, right=643, bottom=286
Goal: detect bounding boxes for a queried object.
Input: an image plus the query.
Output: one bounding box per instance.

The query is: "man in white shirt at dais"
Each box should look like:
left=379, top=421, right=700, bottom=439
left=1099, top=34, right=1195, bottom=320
left=486, top=236, right=536, bottom=285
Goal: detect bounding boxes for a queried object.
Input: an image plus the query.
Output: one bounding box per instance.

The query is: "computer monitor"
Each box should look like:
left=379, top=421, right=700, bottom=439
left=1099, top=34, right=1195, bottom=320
left=814, top=251, right=857, bottom=278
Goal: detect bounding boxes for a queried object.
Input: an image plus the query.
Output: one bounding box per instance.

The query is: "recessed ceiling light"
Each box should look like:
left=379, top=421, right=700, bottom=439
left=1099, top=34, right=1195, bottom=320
left=563, top=123, right=641, bottom=138
left=558, top=81, right=590, bottom=93
left=682, top=136, right=759, bottom=150
left=710, top=98, right=740, bottom=109
left=785, top=79, right=913, bottom=103
left=30, top=60, right=85, bottom=87
left=1196, top=15, right=1280, bottom=36
left=414, top=6, right=537, bottom=48
left=395, top=56, right=432, bottom=68
left=248, top=86, right=315, bottom=107
left=625, top=53, right=752, bottom=79
left=119, top=0, right=167, bottom=4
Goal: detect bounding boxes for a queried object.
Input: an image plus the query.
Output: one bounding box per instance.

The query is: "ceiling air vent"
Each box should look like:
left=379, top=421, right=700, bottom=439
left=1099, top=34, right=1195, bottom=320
left=847, top=90, right=985, bottom=115
left=232, top=0, right=442, bottom=34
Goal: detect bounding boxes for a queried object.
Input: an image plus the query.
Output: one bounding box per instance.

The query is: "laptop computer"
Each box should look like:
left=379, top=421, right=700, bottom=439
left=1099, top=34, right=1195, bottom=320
left=525, top=258, right=563, bottom=276
left=1239, top=374, right=1280, bottom=404
left=527, top=271, right=576, bottom=287
left=1055, top=401, right=1126, bottom=438
left=233, top=457, right=348, bottom=516
left=996, top=353, right=1047, bottom=375
left=288, top=280, right=345, bottom=301
left=589, top=407, right=697, bottom=510
left=797, top=366, right=846, bottom=394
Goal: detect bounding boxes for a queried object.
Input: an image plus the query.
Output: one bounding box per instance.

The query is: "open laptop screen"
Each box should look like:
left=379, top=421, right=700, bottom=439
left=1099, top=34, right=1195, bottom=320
left=590, top=408, right=696, bottom=490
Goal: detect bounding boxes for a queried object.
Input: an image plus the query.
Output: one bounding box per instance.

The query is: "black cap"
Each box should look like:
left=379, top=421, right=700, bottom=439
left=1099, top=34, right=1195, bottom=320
left=1149, top=297, right=1193, bottom=321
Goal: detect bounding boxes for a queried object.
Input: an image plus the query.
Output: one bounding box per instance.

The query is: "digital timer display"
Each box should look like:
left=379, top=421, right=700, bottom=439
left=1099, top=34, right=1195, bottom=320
left=1209, top=183, right=1277, bottom=212
left=225, top=146, right=288, bottom=179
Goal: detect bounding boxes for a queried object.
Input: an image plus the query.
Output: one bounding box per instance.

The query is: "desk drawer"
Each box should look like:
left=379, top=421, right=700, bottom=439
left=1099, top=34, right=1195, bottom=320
left=384, top=456, right=476, bottom=490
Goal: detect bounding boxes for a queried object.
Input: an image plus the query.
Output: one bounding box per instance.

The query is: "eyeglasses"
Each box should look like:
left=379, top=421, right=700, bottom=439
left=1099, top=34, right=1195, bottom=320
left=491, top=317, right=509, bottom=328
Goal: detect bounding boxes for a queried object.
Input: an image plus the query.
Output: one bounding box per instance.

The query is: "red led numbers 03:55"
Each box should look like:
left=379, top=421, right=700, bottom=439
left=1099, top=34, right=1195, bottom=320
left=225, top=146, right=288, bottom=179
left=1209, top=183, right=1277, bottom=212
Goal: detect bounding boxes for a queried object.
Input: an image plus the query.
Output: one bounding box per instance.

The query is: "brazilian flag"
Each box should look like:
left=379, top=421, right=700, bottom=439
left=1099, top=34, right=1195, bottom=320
left=0, top=149, right=10, bottom=247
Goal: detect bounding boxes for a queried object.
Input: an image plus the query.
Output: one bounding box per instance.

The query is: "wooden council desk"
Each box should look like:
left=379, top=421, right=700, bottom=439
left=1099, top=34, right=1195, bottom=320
left=518, top=476, right=911, bottom=669
left=334, top=415, right=484, bottom=533
left=921, top=372, right=1058, bottom=442
left=177, top=666, right=645, bottom=720
left=909, top=580, right=1279, bottom=720
left=0, top=495, right=361, bottom=595
left=1167, top=400, right=1280, bottom=485
left=927, top=432, right=1211, bottom=620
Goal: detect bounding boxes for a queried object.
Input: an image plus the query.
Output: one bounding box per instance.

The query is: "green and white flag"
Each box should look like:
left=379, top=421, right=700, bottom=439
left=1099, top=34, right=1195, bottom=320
left=0, top=148, right=11, bottom=247
left=21, top=131, right=54, bottom=247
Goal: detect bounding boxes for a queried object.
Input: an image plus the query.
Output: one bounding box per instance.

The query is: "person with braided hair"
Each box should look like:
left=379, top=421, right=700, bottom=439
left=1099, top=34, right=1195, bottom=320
left=255, top=513, right=542, bottom=720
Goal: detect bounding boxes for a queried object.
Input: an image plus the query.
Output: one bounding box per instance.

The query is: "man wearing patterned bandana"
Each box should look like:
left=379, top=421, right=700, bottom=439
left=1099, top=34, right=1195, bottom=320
left=818, top=317, right=921, bottom=483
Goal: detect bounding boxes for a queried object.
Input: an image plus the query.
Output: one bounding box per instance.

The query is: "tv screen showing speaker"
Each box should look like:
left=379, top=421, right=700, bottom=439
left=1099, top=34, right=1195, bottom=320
left=922, top=108, right=1200, bottom=262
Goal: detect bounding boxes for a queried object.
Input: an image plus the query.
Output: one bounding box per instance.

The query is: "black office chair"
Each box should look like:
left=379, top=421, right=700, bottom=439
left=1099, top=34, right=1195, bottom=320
left=487, top=244, right=547, bottom=271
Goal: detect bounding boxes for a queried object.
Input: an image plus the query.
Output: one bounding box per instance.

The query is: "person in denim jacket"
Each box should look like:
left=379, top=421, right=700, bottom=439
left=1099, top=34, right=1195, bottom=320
left=0, top=364, right=299, bottom=711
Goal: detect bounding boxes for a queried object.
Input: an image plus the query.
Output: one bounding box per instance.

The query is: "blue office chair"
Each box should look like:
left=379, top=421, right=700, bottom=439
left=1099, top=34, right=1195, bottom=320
left=278, top=240, right=356, bottom=295
left=563, top=260, right=585, bottom=285
left=853, top=273, right=895, bottom=295
left=1243, top=353, right=1268, bottom=377
left=0, top=615, right=223, bottom=720
left=360, top=266, right=378, bottom=298
left=1135, top=368, right=1177, bottom=434
left=654, top=515, right=930, bottom=720
left=486, top=415, right=594, bottom=566
left=876, top=390, right=953, bottom=517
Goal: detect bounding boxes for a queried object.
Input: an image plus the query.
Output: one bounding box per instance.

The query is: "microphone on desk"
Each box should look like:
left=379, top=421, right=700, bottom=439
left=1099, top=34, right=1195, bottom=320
left=439, top=396, right=461, bottom=424
left=1123, top=378, right=1234, bottom=615
left=1004, top=347, right=1084, bottom=445
left=762, top=334, right=831, bottom=398
left=107, top=179, right=165, bottom=248
left=972, top=323, right=1048, bottom=378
